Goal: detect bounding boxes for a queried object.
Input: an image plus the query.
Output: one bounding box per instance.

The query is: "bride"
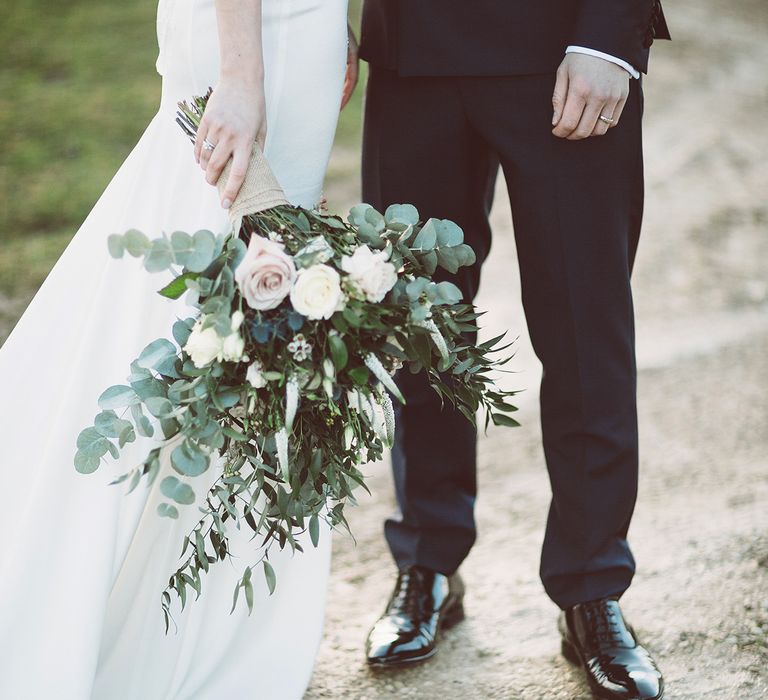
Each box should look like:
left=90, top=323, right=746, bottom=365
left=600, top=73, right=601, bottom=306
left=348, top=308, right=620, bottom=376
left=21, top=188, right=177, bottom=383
left=0, top=0, right=355, bottom=697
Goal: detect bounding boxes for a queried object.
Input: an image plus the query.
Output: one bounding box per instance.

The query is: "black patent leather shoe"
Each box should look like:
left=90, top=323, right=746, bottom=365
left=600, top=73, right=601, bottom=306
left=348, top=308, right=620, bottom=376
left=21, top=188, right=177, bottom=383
left=560, top=598, right=664, bottom=699
left=365, top=565, right=465, bottom=668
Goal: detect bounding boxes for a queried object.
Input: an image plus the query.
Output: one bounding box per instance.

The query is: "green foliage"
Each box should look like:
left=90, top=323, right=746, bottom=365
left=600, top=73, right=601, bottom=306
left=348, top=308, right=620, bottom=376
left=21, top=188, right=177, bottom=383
left=76, top=87, right=517, bottom=630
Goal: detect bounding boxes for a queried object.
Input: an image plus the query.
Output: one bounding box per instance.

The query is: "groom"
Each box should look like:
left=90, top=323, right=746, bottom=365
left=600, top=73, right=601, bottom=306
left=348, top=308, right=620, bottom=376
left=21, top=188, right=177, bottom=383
left=356, top=1, right=671, bottom=698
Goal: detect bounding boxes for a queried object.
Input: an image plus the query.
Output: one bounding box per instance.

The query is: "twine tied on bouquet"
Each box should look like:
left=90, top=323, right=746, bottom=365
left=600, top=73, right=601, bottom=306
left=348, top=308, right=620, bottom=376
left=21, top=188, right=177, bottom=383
left=216, top=143, right=289, bottom=232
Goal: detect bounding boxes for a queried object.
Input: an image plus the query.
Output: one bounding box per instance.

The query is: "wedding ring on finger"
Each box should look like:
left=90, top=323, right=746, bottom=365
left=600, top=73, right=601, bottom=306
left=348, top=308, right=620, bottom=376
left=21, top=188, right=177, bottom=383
left=598, top=114, right=615, bottom=125
left=202, top=138, right=216, bottom=151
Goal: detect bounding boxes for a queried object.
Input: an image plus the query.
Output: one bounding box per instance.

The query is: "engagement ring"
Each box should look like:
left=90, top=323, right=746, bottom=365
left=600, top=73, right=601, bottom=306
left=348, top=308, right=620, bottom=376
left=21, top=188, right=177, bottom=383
left=202, top=138, right=216, bottom=151
left=598, top=114, right=615, bottom=125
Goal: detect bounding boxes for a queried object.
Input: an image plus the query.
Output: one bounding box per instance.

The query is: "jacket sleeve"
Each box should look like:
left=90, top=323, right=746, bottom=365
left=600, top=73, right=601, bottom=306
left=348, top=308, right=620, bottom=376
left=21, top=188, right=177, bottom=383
left=570, top=0, right=666, bottom=74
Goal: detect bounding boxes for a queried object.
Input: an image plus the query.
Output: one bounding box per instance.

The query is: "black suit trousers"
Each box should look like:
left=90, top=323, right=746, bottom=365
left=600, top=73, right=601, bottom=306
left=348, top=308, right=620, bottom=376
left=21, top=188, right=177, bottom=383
left=362, top=66, right=644, bottom=609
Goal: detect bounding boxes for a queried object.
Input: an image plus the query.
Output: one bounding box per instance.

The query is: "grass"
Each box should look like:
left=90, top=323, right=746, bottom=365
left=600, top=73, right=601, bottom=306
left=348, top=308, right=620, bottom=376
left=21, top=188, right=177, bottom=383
left=0, top=0, right=364, bottom=307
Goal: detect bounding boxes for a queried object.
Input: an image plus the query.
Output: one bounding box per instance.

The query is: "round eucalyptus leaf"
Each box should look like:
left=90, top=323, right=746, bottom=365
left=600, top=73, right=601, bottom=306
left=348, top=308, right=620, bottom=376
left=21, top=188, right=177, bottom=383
left=160, top=475, right=196, bottom=505
left=76, top=427, right=110, bottom=458
left=348, top=203, right=373, bottom=228
left=171, top=441, right=209, bottom=476
left=107, top=234, right=125, bottom=258
left=145, top=396, right=174, bottom=418
left=137, top=338, right=178, bottom=370
left=130, top=376, right=166, bottom=400
left=98, top=384, right=138, bottom=409
left=173, top=318, right=195, bottom=348
left=435, top=219, right=464, bottom=247
left=413, top=219, right=438, bottom=250
left=144, top=237, right=174, bottom=273
left=124, top=229, right=151, bottom=257
left=118, top=423, right=136, bottom=448
left=94, top=410, right=133, bottom=438
left=170, top=230, right=194, bottom=267
left=384, top=203, right=419, bottom=227
left=74, top=450, right=101, bottom=474
left=157, top=503, right=180, bottom=519
left=185, top=230, right=217, bottom=272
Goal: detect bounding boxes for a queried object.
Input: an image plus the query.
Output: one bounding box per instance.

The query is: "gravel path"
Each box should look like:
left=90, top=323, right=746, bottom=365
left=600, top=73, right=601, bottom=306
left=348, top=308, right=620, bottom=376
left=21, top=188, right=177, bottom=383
left=309, top=0, right=768, bottom=697
left=0, top=0, right=764, bottom=697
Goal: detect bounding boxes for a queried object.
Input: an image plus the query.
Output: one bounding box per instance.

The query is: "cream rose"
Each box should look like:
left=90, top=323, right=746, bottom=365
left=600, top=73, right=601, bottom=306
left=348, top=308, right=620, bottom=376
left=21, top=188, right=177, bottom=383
left=184, top=317, right=223, bottom=368
left=290, top=264, right=344, bottom=320
left=234, top=235, right=296, bottom=311
left=341, top=245, right=398, bottom=303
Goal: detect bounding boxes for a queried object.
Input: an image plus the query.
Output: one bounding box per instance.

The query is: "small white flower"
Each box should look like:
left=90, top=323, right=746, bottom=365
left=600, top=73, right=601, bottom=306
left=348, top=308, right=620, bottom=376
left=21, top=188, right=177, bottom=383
left=290, top=264, right=344, bottom=320
left=246, top=360, right=268, bottom=389
left=184, top=316, right=223, bottom=368
left=221, top=331, right=246, bottom=362
left=296, top=236, right=334, bottom=265
left=230, top=310, right=245, bottom=332
left=287, top=333, right=313, bottom=362
left=341, top=245, right=398, bottom=303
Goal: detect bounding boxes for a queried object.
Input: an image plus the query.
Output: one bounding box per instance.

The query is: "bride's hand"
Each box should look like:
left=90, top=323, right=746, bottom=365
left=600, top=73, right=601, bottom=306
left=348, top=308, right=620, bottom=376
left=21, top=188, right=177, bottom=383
left=194, top=78, right=267, bottom=209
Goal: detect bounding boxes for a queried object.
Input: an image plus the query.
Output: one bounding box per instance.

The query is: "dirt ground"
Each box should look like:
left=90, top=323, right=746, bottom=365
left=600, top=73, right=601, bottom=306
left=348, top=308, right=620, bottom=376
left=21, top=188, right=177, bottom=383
left=307, top=1, right=768, bottom=698
left=1, top=0, right=764, bottom=698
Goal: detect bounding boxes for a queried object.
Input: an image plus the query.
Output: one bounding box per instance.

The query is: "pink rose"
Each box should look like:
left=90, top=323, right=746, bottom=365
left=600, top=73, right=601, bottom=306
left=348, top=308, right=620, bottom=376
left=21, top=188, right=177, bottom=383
left=234, top=236, right=297, bottom=311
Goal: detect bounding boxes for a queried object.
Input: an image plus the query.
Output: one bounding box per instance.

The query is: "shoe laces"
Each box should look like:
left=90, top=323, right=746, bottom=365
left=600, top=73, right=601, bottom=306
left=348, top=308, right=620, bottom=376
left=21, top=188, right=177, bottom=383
left=389, top=568, right=428, bottom=620
left=583, top=601, right=626, bottom=649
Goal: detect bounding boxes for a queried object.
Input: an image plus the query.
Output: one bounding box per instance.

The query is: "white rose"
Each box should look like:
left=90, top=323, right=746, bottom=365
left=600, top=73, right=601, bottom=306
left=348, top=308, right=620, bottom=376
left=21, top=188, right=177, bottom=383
left=246, top=360, right=268, bottom=389
left=221, top=332, right=246, bottom=362
left=184, top=317, right=223, bottom=368
left=290, top=264, right=344, bottom=320
left=341, top=245, right=398, bottom=303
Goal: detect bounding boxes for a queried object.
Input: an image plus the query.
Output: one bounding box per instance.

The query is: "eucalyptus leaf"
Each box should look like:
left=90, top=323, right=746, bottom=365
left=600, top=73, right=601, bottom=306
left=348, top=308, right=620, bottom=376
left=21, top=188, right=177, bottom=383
left=413, top=219, right=438, bottom=250
left=171, top=440, right=209, bottom=476
left=185, top=230, right=217, bottom=272
left=384, top=203, right=419, bottom=228
left=144, top=237, right=174, bottom=273
left=124, top=229, right=150, bottom=257
left=435, top=219, right=464, bottom=246
left=170, top=230, right=194, bottom=267
left=74, top=450, right=100, bottom=474
left=98, top=385, right=138, bottom=409
left=137, top=338, right=178, bottom=371
left=263, top=560, right=276, bottom=595
left=430, top=281, right=463, bottom=305
left=107, top=234, right=125, bottom=258
left=94, top=410, right=133, bottom=438
left=160, top=475, right=196, bottom=505
left=157, top=503, right=180, bottom=519
left=172, top=317, right=196, bottom=347
left=145, top=396, right=174, bottom=418
left=309, top=513, right=320, bottom=548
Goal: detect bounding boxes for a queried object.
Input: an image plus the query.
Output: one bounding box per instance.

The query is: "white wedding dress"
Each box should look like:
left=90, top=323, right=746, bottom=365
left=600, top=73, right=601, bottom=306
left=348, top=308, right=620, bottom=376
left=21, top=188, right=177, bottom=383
left=0, top=1, right=348, bottom=698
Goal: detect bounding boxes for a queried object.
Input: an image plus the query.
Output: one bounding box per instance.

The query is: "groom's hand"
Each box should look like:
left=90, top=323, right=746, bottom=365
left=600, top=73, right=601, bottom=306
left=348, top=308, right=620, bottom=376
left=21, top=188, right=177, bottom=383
left=551, top=53, right=630, bottom=140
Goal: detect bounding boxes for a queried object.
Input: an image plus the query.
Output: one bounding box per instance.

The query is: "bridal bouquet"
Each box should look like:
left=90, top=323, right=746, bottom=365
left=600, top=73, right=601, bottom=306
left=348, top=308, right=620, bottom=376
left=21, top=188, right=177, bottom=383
left=75, top=91, right=517, bottom=629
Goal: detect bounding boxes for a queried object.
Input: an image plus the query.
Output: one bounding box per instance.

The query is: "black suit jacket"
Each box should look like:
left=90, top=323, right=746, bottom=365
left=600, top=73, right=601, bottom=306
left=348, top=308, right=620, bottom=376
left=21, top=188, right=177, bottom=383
left=359, top=0, right=670, bottom=77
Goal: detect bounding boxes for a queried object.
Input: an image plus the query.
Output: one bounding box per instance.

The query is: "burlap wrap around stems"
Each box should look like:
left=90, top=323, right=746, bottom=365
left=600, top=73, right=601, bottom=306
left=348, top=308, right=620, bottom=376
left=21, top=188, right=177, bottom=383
left=216, top=144, right=289, bottom=231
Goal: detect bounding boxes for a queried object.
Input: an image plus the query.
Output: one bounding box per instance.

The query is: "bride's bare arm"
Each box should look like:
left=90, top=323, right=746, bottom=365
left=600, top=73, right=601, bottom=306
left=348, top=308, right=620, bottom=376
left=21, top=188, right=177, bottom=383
left=194, top=0, right=266, bottom=209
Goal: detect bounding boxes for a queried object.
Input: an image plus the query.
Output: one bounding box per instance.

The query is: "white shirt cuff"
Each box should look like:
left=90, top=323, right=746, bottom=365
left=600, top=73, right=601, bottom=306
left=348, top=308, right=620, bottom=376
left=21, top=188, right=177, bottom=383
left=565, top=46, right=640, bottom=80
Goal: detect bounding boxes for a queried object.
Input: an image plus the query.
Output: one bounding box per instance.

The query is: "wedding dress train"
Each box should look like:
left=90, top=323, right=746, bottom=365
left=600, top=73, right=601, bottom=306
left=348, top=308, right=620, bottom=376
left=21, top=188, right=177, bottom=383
left=0, top=1, right=348, bottom=697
